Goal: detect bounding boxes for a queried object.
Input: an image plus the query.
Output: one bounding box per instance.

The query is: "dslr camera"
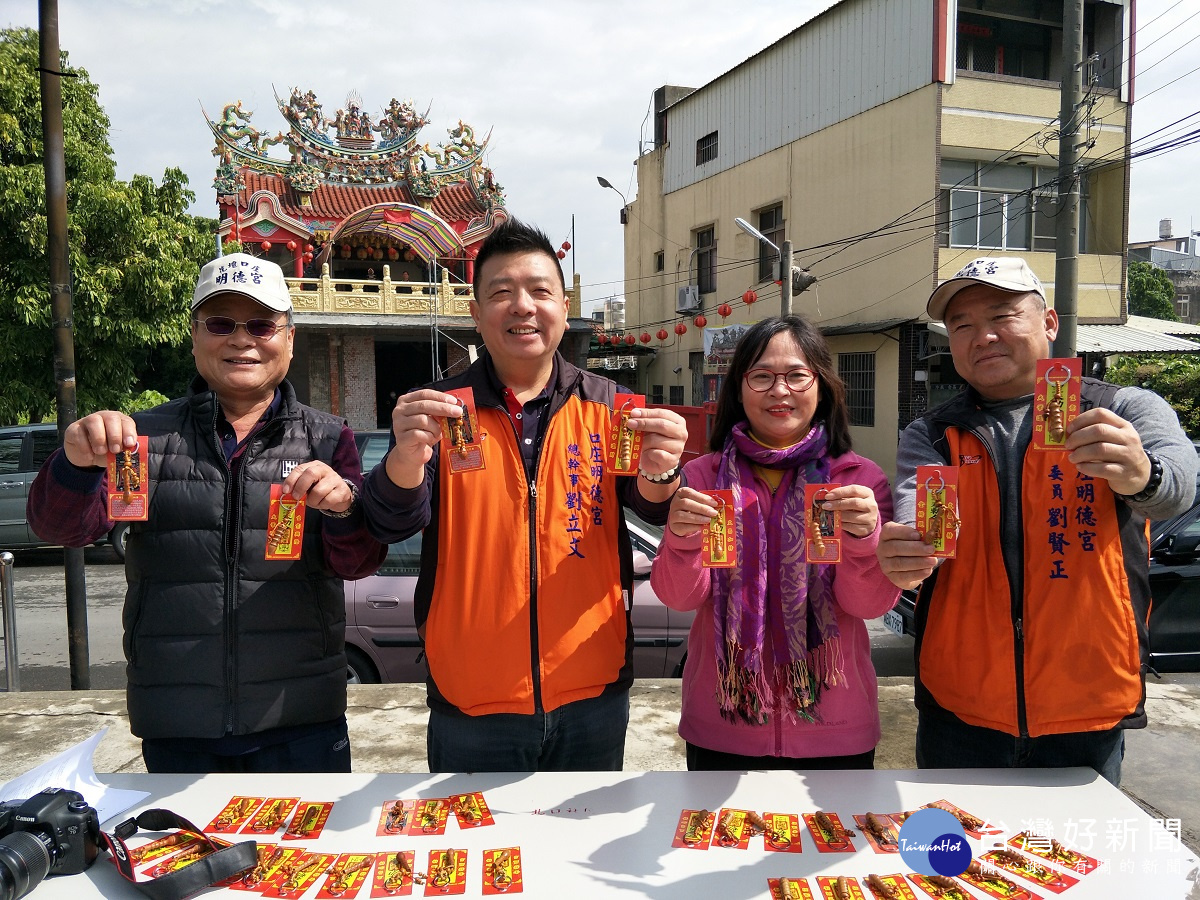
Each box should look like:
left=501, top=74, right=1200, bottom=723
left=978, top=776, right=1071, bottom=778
left=0, top=788, right=100, bottom=900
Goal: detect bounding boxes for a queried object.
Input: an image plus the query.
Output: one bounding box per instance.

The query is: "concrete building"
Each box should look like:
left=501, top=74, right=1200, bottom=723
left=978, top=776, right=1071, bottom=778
left=619, top=0, right=1142, bottom=472
left=1129, top=219, right=1200, bottom=324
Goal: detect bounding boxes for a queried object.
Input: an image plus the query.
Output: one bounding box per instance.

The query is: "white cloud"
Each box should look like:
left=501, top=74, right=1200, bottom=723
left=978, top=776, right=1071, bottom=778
left=5, top=0, right=1197, bottom=310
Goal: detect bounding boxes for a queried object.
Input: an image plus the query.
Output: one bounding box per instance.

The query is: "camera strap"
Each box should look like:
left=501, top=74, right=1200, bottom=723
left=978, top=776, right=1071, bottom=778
left=101, top=808, right=257, bottom=900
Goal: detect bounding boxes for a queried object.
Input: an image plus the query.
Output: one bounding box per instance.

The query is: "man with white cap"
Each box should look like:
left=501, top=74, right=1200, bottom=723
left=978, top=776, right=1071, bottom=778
left=877, top=256, right=1195, bottom=785
left=29, top=253, right=386, bottom=773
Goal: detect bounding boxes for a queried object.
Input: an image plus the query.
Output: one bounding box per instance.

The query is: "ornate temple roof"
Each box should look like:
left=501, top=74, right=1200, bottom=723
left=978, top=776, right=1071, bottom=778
left=205, top=88, right=505, bottom=250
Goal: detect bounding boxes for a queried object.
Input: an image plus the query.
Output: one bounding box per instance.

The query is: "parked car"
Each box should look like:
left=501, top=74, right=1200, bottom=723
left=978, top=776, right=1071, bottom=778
left=342, top=468, right=694, bottom=683
left=885, top=500, right=1200, bottom=673
left=0, top=423, right=129, bottom=560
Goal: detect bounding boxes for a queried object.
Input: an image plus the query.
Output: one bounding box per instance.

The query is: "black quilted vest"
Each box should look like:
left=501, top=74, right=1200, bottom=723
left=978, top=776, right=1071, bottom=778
left=123, top=378, right=347, bottom=739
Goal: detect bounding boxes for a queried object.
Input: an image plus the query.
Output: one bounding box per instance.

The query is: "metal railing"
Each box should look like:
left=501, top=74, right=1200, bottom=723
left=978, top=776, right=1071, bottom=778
left=1, top=551, right=18, bottom=691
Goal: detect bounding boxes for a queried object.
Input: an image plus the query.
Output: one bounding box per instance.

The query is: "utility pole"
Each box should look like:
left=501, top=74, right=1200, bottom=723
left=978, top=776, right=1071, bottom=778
left=39, top=0, right=91, bottom=689
left=780, top=240, right=793, bottom=318
left=1054, top=0, right=1085, bottom=357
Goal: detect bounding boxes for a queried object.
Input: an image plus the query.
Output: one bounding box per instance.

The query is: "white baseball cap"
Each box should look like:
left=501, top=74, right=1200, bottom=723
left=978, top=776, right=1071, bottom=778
left=192, top=253, right=292, bottom=313
left=926, top=256, right=1046, bottom=321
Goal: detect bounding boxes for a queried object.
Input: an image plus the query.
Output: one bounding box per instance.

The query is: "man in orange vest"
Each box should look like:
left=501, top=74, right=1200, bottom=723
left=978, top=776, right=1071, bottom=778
left=362, top=219, right=687, bottom=772
left=878, top=256, right=1196, bottom=785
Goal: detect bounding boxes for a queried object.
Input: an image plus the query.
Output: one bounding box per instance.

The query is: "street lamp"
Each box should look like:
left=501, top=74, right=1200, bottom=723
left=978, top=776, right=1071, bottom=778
left=596, top=176, right=628, bottom=224
left=733, top=217, right=816, bottom=317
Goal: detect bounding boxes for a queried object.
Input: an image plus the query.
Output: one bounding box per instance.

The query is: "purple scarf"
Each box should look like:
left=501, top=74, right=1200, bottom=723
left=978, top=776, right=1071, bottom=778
left=712, top=420, right=844, bottom=725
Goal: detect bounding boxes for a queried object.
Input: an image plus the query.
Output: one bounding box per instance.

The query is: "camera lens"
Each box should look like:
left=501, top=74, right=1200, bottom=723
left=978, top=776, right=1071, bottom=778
left=0, top=831, right=52, bottom=900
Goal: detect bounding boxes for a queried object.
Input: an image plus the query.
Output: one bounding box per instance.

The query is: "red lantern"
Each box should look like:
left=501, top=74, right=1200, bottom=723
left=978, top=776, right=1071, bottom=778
left=717, top=303, right=733, bottom=318
left=656, top=328, right=668, bottom=341
left=387, top=247, right=399, bottom=260
left=287, top=240, right=297, bottom=252
left=342, top=244, right=351, bottom=254
left=640, top=332, right=651, bottom=344
left=556, top=249, right=566, bottom=259
left=624, top=334, right=637, bottom=346
left=742, top=289, right=758, bottom=305
left=304, top=252, right=313, bottom=262
left=561, top=241, right=571, bottom=251
left=305, top=243, right=314, bottom=252
left=674, top=323, right=688, bottom=336
left=694, top=315, right=707, bottom=328
left=261, top=241, right=272, bottom=252
left=404, top=249, right=416, bottom=262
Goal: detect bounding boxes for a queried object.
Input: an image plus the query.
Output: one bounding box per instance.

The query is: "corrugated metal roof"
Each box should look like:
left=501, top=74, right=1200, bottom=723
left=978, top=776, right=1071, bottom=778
left=1075, top=325, right=1200, bottom=354
left=820, top=317, right=913, bottom=336
left=1125, top=314, right=1200, bottom=337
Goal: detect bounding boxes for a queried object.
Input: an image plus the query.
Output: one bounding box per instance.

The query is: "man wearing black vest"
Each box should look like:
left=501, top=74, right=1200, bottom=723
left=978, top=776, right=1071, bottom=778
left=29, top=253, right=386, bottom=773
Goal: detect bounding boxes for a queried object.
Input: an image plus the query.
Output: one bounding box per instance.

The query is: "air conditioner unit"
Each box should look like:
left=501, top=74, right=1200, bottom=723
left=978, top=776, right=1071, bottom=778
left=676, top=285, right=700, bottom=313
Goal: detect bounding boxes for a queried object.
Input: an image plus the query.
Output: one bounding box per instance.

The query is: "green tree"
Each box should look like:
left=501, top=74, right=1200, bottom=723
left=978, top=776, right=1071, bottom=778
left=1127, top=260, right=1179, bottom=321
left=0, top=27, right=216, bottom=423
left=1106, top=354, right=1200, bottom=437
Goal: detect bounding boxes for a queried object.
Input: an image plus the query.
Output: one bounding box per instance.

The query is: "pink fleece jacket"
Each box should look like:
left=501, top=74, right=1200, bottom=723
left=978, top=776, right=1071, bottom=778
left=650, top=449, right=899, bottom=759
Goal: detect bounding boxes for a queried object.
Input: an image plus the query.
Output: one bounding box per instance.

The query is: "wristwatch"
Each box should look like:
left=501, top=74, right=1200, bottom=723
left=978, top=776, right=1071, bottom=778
left=1118, top=451, right=1163, bottom=503
left=639, top=465, right=680, bottom=484
left=319, top=478, right=360, bottom=518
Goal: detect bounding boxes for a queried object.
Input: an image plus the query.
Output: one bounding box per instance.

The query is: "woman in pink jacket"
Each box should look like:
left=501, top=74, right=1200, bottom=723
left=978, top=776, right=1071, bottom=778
left=651, top=316, right=899, bottom=770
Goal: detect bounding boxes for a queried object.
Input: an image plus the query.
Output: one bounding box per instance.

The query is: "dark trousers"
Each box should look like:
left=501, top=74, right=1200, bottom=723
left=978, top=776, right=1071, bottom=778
left=427, top=689, right=629, bottom=773
left=916, top=712, right=1125, bottom=786
left=141, top=718, right=352, bottom=774
left=686, top=742, right=875, bottom=771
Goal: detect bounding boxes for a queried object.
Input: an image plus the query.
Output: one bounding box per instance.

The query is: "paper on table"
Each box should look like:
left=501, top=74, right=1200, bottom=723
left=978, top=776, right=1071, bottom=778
left=0, top=728, right=148, bottom=826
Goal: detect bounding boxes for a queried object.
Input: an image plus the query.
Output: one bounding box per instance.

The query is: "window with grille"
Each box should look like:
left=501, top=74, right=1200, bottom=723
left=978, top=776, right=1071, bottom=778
left=669, top=385, right=685, bottom=405
left=695, top=227, right=716, bottom=294
left=654, top=251, right=664, bottom=273
left=696, top=132, right=718, bottom=165
left=838, top=352, right=876, bottom=427
left=757, top=205, right=784, bottom=282
left=651, top=384, right=665, bottom=405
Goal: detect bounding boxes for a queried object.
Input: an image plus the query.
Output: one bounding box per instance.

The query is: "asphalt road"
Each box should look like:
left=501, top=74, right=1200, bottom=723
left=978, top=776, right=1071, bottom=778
left=2, top=548, right=918, bottom=692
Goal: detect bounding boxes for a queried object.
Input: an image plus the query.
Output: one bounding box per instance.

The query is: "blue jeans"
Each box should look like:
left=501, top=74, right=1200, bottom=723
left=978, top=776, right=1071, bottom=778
left=916, top=712, right=1125, bottom=786
left=427, top=689, right=630, bottom=772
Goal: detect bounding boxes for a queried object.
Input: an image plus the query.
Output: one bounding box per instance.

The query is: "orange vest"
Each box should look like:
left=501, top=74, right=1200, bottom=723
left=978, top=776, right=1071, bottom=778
left=916, top=393, right=1150, bottom=737
left=424, top=393, right=630, bottom=717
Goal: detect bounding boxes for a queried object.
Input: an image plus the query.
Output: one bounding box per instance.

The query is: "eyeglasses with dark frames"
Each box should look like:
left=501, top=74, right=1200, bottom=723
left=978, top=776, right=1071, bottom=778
left=743, top=367, right=817, bottom=393
left=197, top=316, right=286, bottom=339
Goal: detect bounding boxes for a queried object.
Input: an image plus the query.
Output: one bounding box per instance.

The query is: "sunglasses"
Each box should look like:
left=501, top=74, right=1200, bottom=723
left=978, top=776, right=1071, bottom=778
left=197, top=316, right=286, bottom=339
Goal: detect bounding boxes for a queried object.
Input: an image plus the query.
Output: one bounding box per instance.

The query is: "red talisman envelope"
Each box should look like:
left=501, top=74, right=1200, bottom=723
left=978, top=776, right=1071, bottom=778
left=711, top=808, right=754, bottom=849
left=1032, top=358, right=1081, bottom=450
left=107, top=436, right=149, bottom=521
left=241, top=797, right=299, bottom=836
left=701, top=489, right=736, bottom=568
left=409, top=798, right=450, bottom=836
left=804, top=811, right=857, bottom=852
left=229, top=845, right=305, bottom=892
left=441, top=387, right=485, bottom=473
left=923, top=799, right=1002, bottom=838
left=863, top=874, right=918, bottom=899
left=370, top=850, right=416, bottom=897
left=815, top=875, right=866, bottom=899
left=265, top=485, right=305, bottom=561
left=1008, top=832, right=1100, bottom=875
left=378, top=799, right=416, bottom=836
left=768, top=876, right=816, bottom=899
left=805, top=483, right=842, bottom=563
left=854, top=812, right=900, bottom=853
left=451, top=791, right=495, bottom=828
left=422, top=848, right=468, bottom=896
left=908, top=873, right=973, bottom=900
left=205, top=796, right=264, bottom=834
left=958, top=859, right=1043, bottom=900
left=283, top=801, right=334, bottom=840
left=481, top=847, right=523, bottom=895
left=606, top=394, right=645, bottom=474
left=268, top=850, right=336, bottom=898
left=980, top=848, right=1079, bottom=893
left=315, top=852, right=375, bottom=899
left=759, top=811, right=803, bottom=853
left=672, top=808, right=714, bottom=849
left=915, top=467, right=959, bottom=558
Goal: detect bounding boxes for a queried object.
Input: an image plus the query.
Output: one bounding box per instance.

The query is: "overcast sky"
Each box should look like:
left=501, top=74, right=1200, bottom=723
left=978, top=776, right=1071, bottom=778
left=4, top=0, right=1198, bottom=311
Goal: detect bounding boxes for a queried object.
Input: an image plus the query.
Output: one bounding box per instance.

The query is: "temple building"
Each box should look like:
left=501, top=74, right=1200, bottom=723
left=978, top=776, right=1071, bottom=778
left=205, top=88, right=584, bottom=428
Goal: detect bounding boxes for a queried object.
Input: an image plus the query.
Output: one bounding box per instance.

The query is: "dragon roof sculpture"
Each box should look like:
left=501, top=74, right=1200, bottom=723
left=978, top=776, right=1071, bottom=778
left=204, top=87, right=503, bottom=206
